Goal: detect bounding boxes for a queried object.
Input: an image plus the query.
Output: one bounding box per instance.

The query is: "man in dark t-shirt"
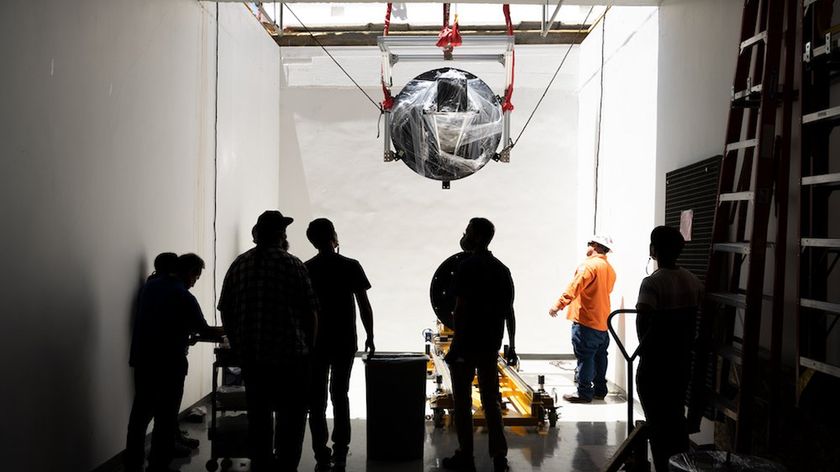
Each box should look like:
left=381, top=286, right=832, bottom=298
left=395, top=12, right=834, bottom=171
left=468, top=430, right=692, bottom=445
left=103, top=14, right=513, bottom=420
left=442, top=218, right=516, bottom=472
left=305, top=218, right=374, bottom=471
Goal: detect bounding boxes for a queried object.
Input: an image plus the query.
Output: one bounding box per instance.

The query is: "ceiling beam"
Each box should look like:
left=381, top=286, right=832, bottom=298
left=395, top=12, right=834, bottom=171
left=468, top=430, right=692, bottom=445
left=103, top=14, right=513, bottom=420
left=275, top=24, right=589, bottom=46
left=211, top=1, right=659, bottom=6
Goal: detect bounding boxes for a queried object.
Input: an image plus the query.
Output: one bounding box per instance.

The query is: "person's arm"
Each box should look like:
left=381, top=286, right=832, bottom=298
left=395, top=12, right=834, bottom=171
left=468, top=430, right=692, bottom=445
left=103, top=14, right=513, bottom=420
left=299, top=264, right=319, bottom=349
left=505, top=272, right=517, bottom=366
left=549, top=264, right=593, bottom=317
left=635, top=277, right=657, bottom=348
left=356, top=289, right=375, bottom=356
left=186, top=293, right=210, bottom=333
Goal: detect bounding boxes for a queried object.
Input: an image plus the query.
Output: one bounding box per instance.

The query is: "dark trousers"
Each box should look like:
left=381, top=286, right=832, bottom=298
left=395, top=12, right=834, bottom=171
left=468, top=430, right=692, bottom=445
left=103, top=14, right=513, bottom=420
left=308, top=351, right=355, bottom=462
left=449, top=355, right=508, bottom=459
left=572, top=323, right=609, bottom=400
left=637, top=358, right=690, bottom=471
left=242, top=359, right=311, bottom=472
left=125, top=365, right=186, bottom=468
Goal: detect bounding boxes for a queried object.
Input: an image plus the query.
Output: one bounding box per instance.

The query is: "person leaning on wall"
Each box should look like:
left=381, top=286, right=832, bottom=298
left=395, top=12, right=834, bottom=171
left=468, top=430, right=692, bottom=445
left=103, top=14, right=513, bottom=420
left=125, top=253, right=210, bottom=472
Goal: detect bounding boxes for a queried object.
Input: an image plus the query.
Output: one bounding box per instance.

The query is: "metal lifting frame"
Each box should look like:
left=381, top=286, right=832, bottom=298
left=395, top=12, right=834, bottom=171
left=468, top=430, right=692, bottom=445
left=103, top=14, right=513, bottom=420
left=378, top=35, right=515, bottom=162
left=541, top=0, right=566, bottom=37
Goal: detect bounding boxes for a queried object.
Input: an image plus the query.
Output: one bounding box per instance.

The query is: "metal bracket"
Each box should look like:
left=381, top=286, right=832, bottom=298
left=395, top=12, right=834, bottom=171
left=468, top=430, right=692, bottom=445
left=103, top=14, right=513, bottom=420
left=541, top=0, right=566, bottom=38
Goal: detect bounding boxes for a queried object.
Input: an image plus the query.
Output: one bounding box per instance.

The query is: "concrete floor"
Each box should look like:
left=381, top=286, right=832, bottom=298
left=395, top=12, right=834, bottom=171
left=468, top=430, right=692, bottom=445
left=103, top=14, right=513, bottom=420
left=162, top=360, right=643, bottom=472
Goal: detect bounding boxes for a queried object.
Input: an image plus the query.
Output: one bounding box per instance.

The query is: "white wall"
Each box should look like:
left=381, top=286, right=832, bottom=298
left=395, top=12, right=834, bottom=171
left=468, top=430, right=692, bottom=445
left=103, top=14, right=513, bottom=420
left=0, top=1, right=287, bottom=469
left=578, top=6, right=659, bottom=389
left=279, top=44, right=581, bottom=354
left=656, top=0, right=742, bottom=446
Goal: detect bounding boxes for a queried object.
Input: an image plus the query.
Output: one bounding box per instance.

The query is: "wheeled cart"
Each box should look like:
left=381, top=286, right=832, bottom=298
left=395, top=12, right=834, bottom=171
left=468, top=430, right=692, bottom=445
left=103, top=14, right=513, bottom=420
left=205, top=346, right=248, bottom=472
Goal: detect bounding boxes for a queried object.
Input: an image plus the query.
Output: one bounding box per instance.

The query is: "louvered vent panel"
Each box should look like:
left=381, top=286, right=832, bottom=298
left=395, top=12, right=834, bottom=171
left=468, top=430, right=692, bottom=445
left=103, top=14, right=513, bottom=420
left=665, top=155, right=722, bottom=283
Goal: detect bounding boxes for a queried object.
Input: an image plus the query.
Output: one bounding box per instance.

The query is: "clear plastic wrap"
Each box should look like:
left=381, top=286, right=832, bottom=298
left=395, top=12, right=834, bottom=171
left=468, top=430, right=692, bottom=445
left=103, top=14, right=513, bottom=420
left=389, top=68, right=503, bottom=181
left=669, top=452, right=788, bottom=472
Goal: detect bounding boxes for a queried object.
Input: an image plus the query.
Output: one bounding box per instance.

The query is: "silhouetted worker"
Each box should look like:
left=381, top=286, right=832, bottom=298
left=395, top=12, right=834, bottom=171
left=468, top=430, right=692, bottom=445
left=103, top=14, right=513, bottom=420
left=442, top=218, right=516, bottom=472
left=126, top=253, right=210, bottom=472
left=549, top=235, right=616, bottom=403
left=218, top=210, right=318, bottom=472
left=304, top=218, right=374, bottom=472
left=147, top=252, right=178, bottom=282
left=636, top=226, right=703, bottom=471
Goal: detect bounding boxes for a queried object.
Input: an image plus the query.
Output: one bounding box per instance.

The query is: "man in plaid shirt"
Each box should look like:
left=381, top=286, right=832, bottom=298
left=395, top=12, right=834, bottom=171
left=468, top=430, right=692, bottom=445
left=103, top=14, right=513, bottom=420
left=219, top=210, right=318, bottom=472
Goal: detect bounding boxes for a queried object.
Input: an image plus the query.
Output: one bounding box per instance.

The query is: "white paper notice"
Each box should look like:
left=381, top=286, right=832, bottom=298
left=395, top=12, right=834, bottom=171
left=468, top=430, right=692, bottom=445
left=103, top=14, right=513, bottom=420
left=680, top=210, right=693, bottom=242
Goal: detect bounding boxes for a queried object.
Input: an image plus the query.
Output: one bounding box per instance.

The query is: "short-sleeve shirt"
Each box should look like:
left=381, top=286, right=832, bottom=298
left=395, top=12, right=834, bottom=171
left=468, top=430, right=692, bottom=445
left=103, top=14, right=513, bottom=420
left=218, top=246, right=318, bottom=364
left=449, top=250, right=514, bottom=358
left=636, top=267, right=704, bottom=359
left=305, top=252, right=371, bottom=355
left=129, top=275, right=208, bottom=373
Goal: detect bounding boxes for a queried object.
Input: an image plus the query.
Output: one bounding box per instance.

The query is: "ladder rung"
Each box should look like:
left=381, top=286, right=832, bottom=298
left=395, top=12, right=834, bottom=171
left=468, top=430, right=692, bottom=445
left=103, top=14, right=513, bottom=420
left=801, top=238, right=840, bottom=248
left=718, top=345, right=744, bottom=364
left=724, top=139, right=757, bottom=154
left=718, top=345, right=772, bottom=365
left=709, top=292, right=746, bottom=308
left=802, top=172, right=840, bottom=186
left=732, top=84, right=763, bottom=102
left=740, top=31, right=767, bottom=51
left=720, top=191, right=755, bottom=202
left=714, top=395, right=739, bottom=420
left=800, top=357, right=840, bottom=378
left=800, top=298, right=840, bottom=315
left=803, top=105, right=840, bottom=124
left=714, top=242, right=752, bottom=254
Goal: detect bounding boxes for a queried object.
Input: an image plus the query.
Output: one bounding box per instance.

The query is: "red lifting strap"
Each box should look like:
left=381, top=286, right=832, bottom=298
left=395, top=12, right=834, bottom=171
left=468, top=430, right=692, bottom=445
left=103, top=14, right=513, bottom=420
left=437, top=3, right=462, bottom=49
left=384, top=2, right=392, bottom=36
left=502, top=4, right=515, bottom=112
left=381, top=3, right=394, bottom=111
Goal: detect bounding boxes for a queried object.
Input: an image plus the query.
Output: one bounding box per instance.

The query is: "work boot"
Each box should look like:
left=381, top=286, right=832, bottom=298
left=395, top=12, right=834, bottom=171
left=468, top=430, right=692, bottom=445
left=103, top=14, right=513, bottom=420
left=171, top=442, right=191, bottom=458
left=562, top=393, right=592, bottom=404
left=146, top=465, right=180, bottom=472
left=441, top=451, right=476, bottom=472
left=176, top=430, right=199, bottom=449
left=331, top=448, right=348, bottom=471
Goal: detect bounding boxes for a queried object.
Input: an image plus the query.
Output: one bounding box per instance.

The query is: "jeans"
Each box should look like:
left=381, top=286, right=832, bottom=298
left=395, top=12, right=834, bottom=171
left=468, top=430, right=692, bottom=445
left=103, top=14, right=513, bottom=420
left=125, top=365, right=186, bottom=469
left=241, top=358, right=311, bottom=471
left=571, top=323, right=609, bottom=400
left=308, top=351, right=355, bottom=463
left=448, top=354, right=508, bottom=459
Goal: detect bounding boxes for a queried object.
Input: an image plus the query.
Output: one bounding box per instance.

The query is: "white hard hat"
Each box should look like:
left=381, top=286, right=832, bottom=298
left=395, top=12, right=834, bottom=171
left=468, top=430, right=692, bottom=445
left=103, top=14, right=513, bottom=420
left=589, top=235, right=614, bottom=252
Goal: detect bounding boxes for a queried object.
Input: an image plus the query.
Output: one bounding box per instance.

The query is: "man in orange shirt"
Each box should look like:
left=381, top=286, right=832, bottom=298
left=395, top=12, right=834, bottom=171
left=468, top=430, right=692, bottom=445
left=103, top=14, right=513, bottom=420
left=549, top=235, right=616, bottom=403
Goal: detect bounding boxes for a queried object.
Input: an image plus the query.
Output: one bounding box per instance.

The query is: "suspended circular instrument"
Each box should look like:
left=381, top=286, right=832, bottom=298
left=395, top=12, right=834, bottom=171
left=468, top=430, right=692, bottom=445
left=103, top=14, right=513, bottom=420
left=390, top=68, right=503, bottom=183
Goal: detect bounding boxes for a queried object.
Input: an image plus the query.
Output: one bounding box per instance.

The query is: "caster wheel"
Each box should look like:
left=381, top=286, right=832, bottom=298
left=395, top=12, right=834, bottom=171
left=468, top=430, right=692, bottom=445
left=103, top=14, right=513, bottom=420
left=206, top=459, right=219, bottom=471
left=433, top=408, right=445, bottom=428
left=220, top=458, right=233, bottom=470
left=548, top=409, right=558, bottom=428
